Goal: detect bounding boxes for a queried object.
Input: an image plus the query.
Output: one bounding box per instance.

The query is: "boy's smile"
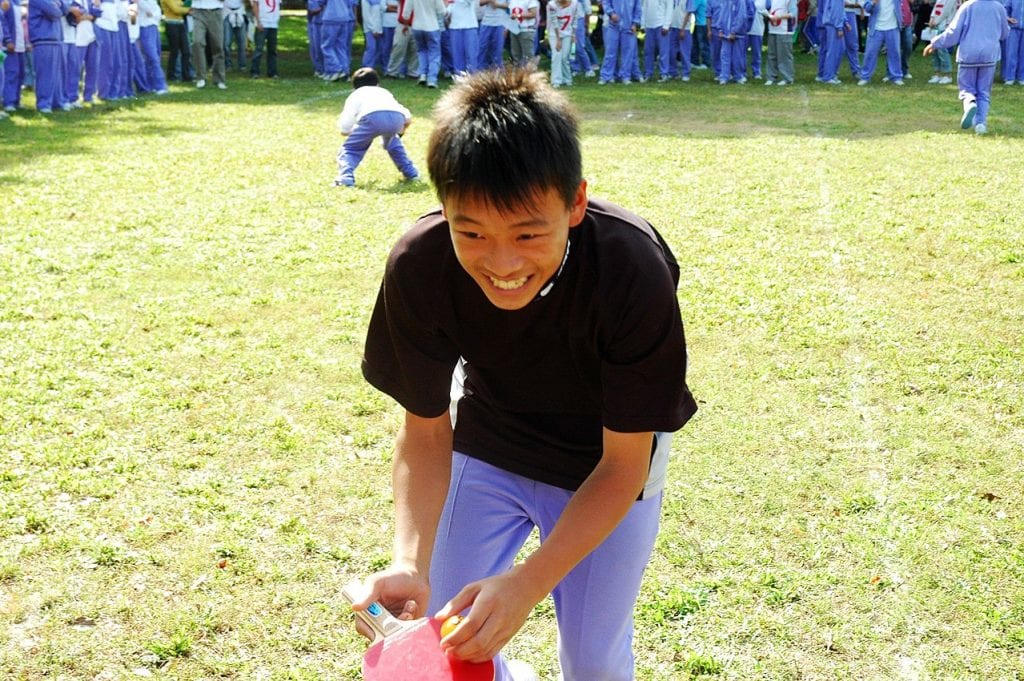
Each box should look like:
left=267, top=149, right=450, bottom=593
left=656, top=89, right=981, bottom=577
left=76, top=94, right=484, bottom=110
left=444, top=183, right=588, bottom=310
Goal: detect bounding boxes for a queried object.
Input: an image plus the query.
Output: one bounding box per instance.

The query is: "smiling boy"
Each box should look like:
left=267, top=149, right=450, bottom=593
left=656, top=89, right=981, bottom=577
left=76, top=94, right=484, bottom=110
left=352, top=68, right=697, bottom=681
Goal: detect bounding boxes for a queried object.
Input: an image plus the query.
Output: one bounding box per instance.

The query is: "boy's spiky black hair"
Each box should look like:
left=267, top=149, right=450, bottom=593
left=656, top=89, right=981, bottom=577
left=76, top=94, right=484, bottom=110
left=427, top=68, right=582, bottom=213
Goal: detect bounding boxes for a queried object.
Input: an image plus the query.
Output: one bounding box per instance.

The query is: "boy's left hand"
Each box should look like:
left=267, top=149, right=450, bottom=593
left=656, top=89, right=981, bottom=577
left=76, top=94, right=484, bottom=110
left=434, top=566, right=543, bottom=664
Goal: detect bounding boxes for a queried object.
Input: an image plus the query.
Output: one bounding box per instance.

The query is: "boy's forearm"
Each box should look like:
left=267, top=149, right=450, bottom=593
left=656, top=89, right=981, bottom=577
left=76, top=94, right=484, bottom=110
left=514, top=429, right=652, bottom=603
left=391, top=411, right=454, bottom=574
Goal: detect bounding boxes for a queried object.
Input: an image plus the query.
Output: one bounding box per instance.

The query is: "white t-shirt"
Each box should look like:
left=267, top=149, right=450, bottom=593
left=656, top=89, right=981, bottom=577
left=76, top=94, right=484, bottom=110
left=748, top=0, right=765, bottom=33
left=875, top=0, right=897, bottom=30
left=509, top=0, right=540, bottom=30
left=337, top=85, right=412, bottom=133
left=641, top=0, right=671, bottom=28
left=547, top=0, right=578, bottom=36
left=766, top=0, right=796, bottom=33
left=448, top=0, right=480, bottom=28
left=137, top=0, right=162, bottom=27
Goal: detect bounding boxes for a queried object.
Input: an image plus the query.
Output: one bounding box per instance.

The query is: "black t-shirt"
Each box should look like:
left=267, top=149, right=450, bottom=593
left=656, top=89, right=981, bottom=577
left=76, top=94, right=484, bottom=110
left=362, top=197, right=698, bottom=491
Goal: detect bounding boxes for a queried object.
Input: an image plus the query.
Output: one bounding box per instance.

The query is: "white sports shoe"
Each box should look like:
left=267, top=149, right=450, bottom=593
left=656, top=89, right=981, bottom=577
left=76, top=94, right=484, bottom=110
left=506, top=659, right=540, bottom=681
left=196, top=79, right=206, bottom=89
left=975, top=123, right=987, bottom=135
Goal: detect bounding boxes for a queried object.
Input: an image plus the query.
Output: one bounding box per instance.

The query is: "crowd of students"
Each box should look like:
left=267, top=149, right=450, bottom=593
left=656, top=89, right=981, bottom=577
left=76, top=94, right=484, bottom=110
left=0, top=0, right=280, bottom=115
left=3, top=0, right=1021, bottom=117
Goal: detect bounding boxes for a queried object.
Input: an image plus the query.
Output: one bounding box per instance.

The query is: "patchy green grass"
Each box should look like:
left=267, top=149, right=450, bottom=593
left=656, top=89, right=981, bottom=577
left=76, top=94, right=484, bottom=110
left=2, top=17, right=1023, bottom=680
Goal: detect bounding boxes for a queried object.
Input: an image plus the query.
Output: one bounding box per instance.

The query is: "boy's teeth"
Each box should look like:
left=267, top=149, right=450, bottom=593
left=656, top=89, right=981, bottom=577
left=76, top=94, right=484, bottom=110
left=490, top=277, right=528, bottom=290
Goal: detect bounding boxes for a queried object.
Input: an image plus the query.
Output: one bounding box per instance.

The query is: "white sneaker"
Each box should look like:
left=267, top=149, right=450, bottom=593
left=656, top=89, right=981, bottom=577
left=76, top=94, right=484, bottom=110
left=764, top=79, right=774, bottom=85
left=506, top=659, right=540, bottom=681
left=217, top=82, right=227, bottom=90
left=892, top=79, right=905, bottom=85
left=975, top=123, right=987, bottom=135
left=1006, top=80, right=1017, bottom=85
left=938, top=76, right=953, bottom=84
left=776, top=80, right=789, bottom=86
left=196, top=79, right=206, bottom=89
left=928, top=75, right=940, bottom=83
left=857, top=79, right=869, bottom=86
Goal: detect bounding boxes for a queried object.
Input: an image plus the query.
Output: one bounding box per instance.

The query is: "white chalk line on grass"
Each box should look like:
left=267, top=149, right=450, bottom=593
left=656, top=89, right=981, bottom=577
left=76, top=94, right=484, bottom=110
left=816, top=170, right=922, bottom=680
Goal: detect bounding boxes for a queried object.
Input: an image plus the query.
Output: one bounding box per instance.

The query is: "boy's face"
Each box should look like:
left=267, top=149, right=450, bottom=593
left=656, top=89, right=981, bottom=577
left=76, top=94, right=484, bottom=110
left=444, top=182, right=588, bottom=311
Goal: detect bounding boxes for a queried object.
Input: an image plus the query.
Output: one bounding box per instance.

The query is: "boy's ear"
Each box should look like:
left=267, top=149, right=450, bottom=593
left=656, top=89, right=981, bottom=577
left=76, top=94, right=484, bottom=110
left=568, top=180, right=588, bottom=228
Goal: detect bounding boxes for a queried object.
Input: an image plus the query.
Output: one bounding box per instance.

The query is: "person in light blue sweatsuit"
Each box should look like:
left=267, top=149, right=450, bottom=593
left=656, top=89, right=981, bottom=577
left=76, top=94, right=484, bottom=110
left=29, top=0, right=73, bottom=111
left=857, top=0, right=905, bottom=84
left=321, top=0, right=357, bottom=79
left=334, top=67, right=418, bottom=186
left=1001, top=0, right=1024, bottom=83
left=600, top=0, right=641, bottom=82
left=815, top=0, right=845, bottom=82
left=925, top=0, right=1009, bottom=133
left=307, top=0, right=326, bottom=76
left=717, top=0, right=753, bottom=83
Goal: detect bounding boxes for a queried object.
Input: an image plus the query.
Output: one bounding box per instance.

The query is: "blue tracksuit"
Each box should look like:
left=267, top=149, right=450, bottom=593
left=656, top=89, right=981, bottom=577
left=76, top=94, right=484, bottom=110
left=931, top=0, right=1009, bottom=125
left=717, top=0, right=753, bottom=82
left=600, top=0, right=641, bottom=82
left=1003, top=0, right=1024, bottom=81
left=29, top=0, right=70, bottom=111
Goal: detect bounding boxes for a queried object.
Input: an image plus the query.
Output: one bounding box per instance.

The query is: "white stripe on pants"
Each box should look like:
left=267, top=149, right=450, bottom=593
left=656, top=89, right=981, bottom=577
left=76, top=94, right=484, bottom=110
left=428, top=452, right=663, bottom=681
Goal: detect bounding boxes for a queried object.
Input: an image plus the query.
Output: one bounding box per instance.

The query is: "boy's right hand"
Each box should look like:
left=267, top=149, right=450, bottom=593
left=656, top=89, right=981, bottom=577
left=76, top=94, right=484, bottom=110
left=347, top=568, right=431, bottom=640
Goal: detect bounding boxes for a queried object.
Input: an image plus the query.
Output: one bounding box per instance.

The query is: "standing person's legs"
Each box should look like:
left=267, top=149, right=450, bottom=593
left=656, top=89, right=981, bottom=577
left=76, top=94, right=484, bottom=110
left=599, top=25, right=620, bottom=81
left=747, top=33, right=761, bottom=77
left=766, top=33, right=779, bottom=81
left=972, top=64, right=995, bottom=126
left=142, top=25, right=168, bottom=91
left=679, top=30, right=693, bottom=78
left=266, top=28, right=278, bottom=77
left=883, top=28, right=902, bottom=81
left=732, top=35, right=747, bottom=80
left=858, top=28, right=881, bottom=81
left=207, top=10, right=227, bottom=84
left=66, top=44, right=85, bottom=104
left=252, top=27, right=265, bottom=75
left=192, top=10, right=210, bottom=82
left=426, top=30, right=441, bottom=84
left=842, top=16, right=859, bottom=77
left=223, top=17, right=233, bottom=67
left=83, top=42, right=100, bottom=101
left=899, top=24, right=912, bottom=77
left=1006, top=29, right=1023, bottom=81
left=33, top=43, right=60, bottom=111
left=778, top=31, right=795, bottom=82
left=957, top=64, right=979, bottom=126
left=3, top=53, right=25, bottom=109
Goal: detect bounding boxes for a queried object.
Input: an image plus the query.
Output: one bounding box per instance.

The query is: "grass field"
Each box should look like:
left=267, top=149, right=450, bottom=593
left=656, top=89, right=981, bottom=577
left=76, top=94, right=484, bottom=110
left=2, top=15, right=1023, bottom=680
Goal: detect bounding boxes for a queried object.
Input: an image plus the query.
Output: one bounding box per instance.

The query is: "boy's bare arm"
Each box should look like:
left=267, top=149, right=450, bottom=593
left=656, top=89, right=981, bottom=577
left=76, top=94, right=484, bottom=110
left=349, top=411, right=452, bottom=625
left=436, top=428, right=653, bottom=663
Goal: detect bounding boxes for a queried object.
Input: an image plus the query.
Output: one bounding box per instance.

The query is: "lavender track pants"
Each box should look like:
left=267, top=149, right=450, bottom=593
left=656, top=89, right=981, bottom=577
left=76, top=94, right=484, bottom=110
left=958, top=64, right=995, bottom=126
left=428, top=452, right=664, bottom=681
left=336, top=109, right=417, bottom=185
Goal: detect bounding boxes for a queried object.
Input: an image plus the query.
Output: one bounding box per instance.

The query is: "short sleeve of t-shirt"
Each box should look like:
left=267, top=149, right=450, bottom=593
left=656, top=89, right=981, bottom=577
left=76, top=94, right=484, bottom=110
left=361, top=215, right=461, bottom=418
